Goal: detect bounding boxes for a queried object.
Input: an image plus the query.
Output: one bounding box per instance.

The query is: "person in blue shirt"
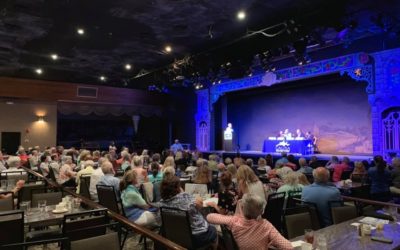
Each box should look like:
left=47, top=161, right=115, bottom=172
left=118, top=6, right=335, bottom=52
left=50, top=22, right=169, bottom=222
left=297, top=158, right=313, bottom=174
left=170, top=139, right=184, bottom=154
left=302, top=167, right=341, bottom=227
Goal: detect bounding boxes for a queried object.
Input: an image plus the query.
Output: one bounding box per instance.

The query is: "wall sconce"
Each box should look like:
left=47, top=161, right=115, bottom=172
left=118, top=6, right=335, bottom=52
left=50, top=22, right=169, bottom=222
left=37, top=115, right=45, bottom=122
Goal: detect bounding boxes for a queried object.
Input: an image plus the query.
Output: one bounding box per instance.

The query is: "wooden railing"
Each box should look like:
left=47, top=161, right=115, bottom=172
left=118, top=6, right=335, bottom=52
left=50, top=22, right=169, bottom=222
left=342, top=195, right=400, bottom=208
left=22, top=167, right=186, bottom=250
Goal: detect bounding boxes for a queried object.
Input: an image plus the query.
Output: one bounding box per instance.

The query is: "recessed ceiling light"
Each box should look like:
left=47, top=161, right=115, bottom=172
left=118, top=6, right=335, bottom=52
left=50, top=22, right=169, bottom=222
left=99, top=75, right=106, bottom=81
left=77, top=28, right=85, bottom=35
left=165, top=45, right=172, bottom=53
left=237, top=11, right=246, bottom=20
left=35, top=68, right=43, bottom=75
left=50, top=54, right=58, bottom=60
left=6, top=101, right=14, bottom=105
left=125, top=64, right=132, bottom=70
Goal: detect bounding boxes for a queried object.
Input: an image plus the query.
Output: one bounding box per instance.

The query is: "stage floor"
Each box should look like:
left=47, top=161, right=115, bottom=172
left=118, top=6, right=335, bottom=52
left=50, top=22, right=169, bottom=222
left=202, top=150, right=374, bottom=162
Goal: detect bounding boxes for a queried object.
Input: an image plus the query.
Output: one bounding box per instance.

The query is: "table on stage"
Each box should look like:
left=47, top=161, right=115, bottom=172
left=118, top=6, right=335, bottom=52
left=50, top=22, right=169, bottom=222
left=262, top=138, right=313, bottom=155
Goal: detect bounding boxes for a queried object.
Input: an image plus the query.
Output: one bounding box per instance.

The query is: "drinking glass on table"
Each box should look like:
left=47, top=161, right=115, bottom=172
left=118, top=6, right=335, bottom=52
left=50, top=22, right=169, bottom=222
left=1, top=180, right=7, bottom=189
left=7, top=179, right=15, bottom=189
left=304, top=229, right=314, bottom=244
left=38, top=200, right=47, bottom=212
left=20, top=201, right=31, bottom=216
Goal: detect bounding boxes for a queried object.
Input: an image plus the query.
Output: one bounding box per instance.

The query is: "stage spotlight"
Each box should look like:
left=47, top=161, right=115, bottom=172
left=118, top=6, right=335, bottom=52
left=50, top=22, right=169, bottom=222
left=77, top=28, right=85, bottom=35
left=35, top=68, right=43, bottom=75
left=50, top=54, right=58, bottom=60
left=125, top=64, right=132, bottom=70
left=165, top=45, right=172, bottom=53
left=99, top=75, right=106, bottom=81
left=237, top=11, right=246, bottom=20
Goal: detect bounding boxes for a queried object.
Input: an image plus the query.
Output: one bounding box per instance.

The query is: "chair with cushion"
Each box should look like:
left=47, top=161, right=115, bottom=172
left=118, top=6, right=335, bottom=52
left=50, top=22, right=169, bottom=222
left=63, top=208, right=109, bottom=242
left=221, top=225, right=239, bottom=250
left=0, top=192, right=14, bottom=211
left=160, top=207, right=211, bottom=249
left=284, top=206, right=314, bottom=239
left=286, top=190, right=303, bottom=208
left=262, top=192, right=286, bottom=233
left=31, top=191, right=62, bottom=207
left=0, top=210, right=24, bottom=249
left=79, top=175, right=91, bottom=199
left=97, top=185, right=128, bottom=248
left=96, top=185, right=122, bottom=215
left=18, top=182, right=46, bottom=204
left=329, top=200, right=357, bottom=224
left=71, top=232, right=120, bottom=250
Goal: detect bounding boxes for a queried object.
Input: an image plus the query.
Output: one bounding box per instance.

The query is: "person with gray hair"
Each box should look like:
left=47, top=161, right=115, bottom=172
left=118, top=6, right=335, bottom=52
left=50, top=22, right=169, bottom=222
left=302, top=167, right=341, bottom=227
left=207, top=193, right=292, bottom=250
left=98, top=161, right=120, bottom=198
left=297, top=157, right=313, bottom=174
left=2, top=156, right=26, bottom=176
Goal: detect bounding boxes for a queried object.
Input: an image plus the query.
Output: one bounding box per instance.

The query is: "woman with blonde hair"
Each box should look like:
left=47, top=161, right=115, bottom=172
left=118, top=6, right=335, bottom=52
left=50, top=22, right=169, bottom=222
left=277, top=172, right=304, bottom=195
left=237, top=165, right=266, bottom=203
left=226, top=164, right=237, bottom=184
left=194, top=160, right=212, bottom=185
left=120, top=170, right=158, bottom=228
left=131, top=155, right=148, bottom=184
left=298, top=173, right=310, bottom=186
left=163, top=156, right=175, bottom=170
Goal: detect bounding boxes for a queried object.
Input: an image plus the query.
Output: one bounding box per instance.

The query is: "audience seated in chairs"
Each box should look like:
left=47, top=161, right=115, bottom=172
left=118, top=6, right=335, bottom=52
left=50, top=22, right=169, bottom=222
left=206, top=171, right=238, bottom=215
left=277, top=172, right=304, bottom=196
left=237, top=165, right=266, bottom=203
left=332, top=156, right=351, bottom=182
left=58, top=156, right=76, bottom=187
left=159, top=176, right=218, bottom=249
left=148, top=162, right=163, bottom=183
left=76, top=160, right=95, bottom=194
left=120, top=170, right=159, bottom=228
left=350, top=161, right=368, bottom=182
left=98, top=161, right=120, bottom=198
left=297, top=158, right=313, bottom=174
left=302, top=167, right=342, bottom=227
left=207, top=193, right=292, bottom=250
left=89, top=157, right=106, bottom=201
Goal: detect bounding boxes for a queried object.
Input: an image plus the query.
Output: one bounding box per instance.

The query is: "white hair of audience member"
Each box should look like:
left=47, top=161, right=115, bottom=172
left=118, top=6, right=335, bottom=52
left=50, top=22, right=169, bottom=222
left=163, top=166, right=175, bottom=178
left=299, top=157, right=307, bottom=167
left=84, top=160, right=95, bottom=168
left=313, top=167, right=330, bottom=183
left=131, top=155, right=143, bottom=167
left=62, top=155, right=72, bottom=164
left=101, top=161, right=114, bottom=175
left=141, top=149, right=148, bottom=156
left=283, top=172, right=301, bottom=186
left=7, top=156, right=21, bottom=168
left=241, top=193, right=266, bottom=220
left=97, top=157, right=108, bottom=167
left=209, top=154, right=219, bottom=162
left=175, top=151, right=183, bottom=161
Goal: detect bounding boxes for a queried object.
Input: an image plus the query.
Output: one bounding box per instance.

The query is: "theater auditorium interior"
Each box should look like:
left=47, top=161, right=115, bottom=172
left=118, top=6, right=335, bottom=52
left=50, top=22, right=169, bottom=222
left=1, top=0, right=400, bottom=249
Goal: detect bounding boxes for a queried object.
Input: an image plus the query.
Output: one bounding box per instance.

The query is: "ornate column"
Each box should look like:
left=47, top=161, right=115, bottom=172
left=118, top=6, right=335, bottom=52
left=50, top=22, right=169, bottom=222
left=195, top=89, right=211, bottom=151
left=370, top=48, right=400, bottom=157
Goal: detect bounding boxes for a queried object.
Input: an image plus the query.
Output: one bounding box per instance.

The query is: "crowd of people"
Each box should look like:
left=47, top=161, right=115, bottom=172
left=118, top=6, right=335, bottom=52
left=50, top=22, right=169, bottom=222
left=1, top=145, right=400, bottom=249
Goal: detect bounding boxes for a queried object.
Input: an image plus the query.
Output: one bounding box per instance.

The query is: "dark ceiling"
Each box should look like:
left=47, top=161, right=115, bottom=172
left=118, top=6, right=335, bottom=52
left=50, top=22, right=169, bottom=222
left=0, top=0, right=399, bottom=89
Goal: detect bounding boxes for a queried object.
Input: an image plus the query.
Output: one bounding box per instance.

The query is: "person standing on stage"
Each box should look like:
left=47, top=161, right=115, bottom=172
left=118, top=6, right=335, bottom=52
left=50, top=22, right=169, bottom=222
left=170, top=139, right=184, bottom=154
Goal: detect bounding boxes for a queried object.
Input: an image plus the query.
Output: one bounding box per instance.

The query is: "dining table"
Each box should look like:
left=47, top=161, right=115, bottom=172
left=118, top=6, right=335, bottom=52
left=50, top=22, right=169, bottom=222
left=24, top=204, right=88, bottom=228
left=291, top=216, right=400, bottom=250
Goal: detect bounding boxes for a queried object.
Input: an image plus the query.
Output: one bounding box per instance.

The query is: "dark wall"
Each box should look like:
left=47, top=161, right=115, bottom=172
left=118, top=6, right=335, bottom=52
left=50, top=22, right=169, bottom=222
left=226, top=74, right=372, bottom=154
left=57, top=113, right=168, bottom=152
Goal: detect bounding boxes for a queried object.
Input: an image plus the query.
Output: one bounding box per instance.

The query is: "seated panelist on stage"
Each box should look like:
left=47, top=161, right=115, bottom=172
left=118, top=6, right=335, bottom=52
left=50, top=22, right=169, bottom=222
left=282, top=128, right=292, bottom=139
left=295, top=129, right=305, bottom=139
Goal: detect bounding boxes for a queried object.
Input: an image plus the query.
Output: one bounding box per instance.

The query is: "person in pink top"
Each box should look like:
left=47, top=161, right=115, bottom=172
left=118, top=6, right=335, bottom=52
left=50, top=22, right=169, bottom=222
left=207, top=193, right=293, bottom=250
left=332, top=157, right=351, bottom=182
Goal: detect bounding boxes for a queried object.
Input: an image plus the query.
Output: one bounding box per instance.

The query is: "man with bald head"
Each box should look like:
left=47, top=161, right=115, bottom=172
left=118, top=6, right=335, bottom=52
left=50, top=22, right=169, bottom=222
left=302, top=167, right=341, bottom=227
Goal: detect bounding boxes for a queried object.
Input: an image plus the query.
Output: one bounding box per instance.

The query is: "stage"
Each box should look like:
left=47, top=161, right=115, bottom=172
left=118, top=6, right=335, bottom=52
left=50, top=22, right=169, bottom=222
left=201, top=150, right=374, bottom=163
